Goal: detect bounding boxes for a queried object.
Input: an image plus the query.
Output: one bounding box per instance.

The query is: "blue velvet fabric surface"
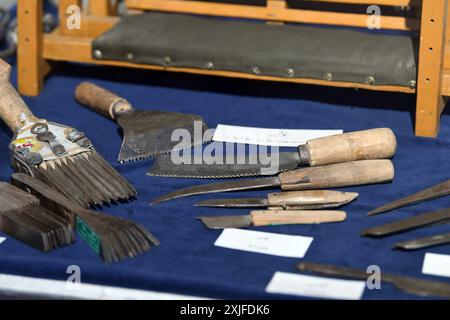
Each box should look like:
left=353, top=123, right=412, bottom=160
left=1, top=55, right=450, bottom=300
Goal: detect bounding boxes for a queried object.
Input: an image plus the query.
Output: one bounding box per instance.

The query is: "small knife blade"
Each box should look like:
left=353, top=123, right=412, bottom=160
left=368, top=179, right=450, bottom=216
left=198, top=210, right=347, bottom=229
left=361, top=208, right=450, bottom=237
left=150, top=160, right=393, bottom=205
left=195, top=190, right=359, bottom=209
left=394, top=232, right=450, bottom=250
left=297, top=262, right=450, bottom=299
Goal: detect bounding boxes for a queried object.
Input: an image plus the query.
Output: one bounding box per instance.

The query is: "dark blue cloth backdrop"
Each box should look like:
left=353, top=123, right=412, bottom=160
left=0, top=57, right=450, bottom=300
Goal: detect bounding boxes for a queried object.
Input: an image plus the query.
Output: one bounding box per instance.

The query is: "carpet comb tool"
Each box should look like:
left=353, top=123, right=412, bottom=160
left=11, top=173, right=159, bottom=263
left=198, top=210, right=347, bottom=229
left=75, top=82, right=210, bottom=163
left=0, top=181, right=74, bottom=252
left=0, top=59, right=136, bottom=208
left=149, top=128, right=397, bottom=178
left=150, top=159, right=394, bottom=205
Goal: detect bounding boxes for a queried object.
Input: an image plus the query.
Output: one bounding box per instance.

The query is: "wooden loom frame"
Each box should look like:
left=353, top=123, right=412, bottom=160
left=17, top=0, right=450, bottom=137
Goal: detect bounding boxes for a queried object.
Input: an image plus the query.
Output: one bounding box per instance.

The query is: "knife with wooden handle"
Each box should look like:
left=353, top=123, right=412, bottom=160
left=195, top=190, right=359, bottom=209
left=198, top=210, right=347, bottom=229
left=149, top=128, right=397, bottom=178
left=150, top=160, right=394, bottom=205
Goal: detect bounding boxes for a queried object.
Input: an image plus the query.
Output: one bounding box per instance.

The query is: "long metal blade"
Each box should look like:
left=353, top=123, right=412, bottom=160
left=150, top=177, right=281, bottom=205
left=117, top=111, right=209, bottom=163
left=361, top=208, right=450, bottom=237
left=148, top=152, right=300, bottom=178
left=297, top=262, right=450, bottom=299
left=368, top=179, right=450, bottom=216
left=195, top=198, right=268, bottom=208
left=394, top=232, right=450, bottom=250
left=198, top=215, right=252, bottom=229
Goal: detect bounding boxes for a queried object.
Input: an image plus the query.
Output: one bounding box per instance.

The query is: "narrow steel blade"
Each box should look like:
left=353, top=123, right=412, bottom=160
left=368, top=179, right=450, bottom=216
left=197, top=215, right=252, bottom=229
left=394, top=232, right=450, bottom=250
left=195, top=198, right=268, bottom=208
left=148, top=152, right=300, bottom=178
left=362, top=208, right=450, bottom=237
left=150, top=177, right=281, bottom=205
left=117, top=110, right=209, bottom=163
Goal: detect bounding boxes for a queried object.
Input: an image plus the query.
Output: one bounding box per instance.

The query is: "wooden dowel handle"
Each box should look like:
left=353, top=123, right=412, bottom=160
left=279, top=159, right=394, bottom=191
left=75, top=82, right=133, bottom=120
left=0, top=59, right=37, bottom=131
left=267, top=190, right=358, bottom=207
left=251, top=210, right=347, bottom=226
left=302, top=128, right=397, bottom=166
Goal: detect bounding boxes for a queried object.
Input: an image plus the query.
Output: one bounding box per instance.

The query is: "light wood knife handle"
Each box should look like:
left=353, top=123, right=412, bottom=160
left=0, top=59, right=37, bottom=131
left=267, top=190, right=358, bottom=207
left=279, top=159, right=394, bottom=191
left=251, top=210, right=347, bottom=226
left=302, top=128, right=397, bottom=166
left=75, top=82, right=133, bottom=120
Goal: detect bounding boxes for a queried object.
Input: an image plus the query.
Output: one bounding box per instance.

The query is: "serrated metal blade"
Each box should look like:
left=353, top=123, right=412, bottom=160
left=117, top=110, right=209, bottom=163
left=147, top=152, right=300, bottom=178
left=198, top=215, right=252, bottom=229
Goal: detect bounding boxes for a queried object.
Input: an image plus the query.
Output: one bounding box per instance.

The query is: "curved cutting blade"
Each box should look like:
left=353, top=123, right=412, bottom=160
left=150, top=177, right=281, bottom=205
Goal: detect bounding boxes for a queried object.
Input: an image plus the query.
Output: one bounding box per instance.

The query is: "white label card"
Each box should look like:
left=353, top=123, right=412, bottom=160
left=213, top=124, right=343, bottom=147
left=266, top=271, right=366, bottom=300
left=214, top=228, right=313, bottom=258
left=422, top=253, right=450, bottom=278
left=0, top=237, right=5, bottom=245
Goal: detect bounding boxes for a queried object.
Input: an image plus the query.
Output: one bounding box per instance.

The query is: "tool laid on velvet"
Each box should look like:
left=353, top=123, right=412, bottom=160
left=149, top=128, right=397, bottom=178
left=0, top=59, right=136, bottom=208
left=11, top=173, right=159, bottom=264
left=150, top=160, right=394, bottom=205
left=75, top=82, right=210, bottom=163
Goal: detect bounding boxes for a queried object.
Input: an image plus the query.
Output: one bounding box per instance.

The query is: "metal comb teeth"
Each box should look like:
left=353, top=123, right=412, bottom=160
left=33, top=150, right=136, bottom=208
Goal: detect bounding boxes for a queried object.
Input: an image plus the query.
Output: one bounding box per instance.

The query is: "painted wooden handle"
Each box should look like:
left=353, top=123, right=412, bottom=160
left=304, top=128, right=397, bottom=166
left=267, top=190, right=358, bottom=207
left=279, top=159, right=394, bottom=191
left=75, top=82, right=133, bottom=120
left=251, top=210, right=347, bottom=226
left=0, top=59, right=37, bottom=131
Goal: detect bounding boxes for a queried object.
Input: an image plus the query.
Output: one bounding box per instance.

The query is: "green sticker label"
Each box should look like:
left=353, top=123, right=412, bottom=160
left=76, top=216, right=101, bottom=255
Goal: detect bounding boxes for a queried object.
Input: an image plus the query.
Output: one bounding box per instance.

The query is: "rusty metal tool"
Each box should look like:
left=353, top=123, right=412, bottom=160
left=11, top=173, right=159, bottom=263
left=150, top=159, right=394, bottom=205
left=75, top=82, right=209, bottom=163
left=0, top=181, right=74, bottom=252
left=198, top=210, right=346, bottom=229
left=297, top=262, right=450, bottom=299
left=195, top=190, right=358, bottom=209
left=149, top=128, right=397, bottom=178
left=0, top=59, right=136, bottom=208
left=362, top=208, right=450, bottom=238
left=368, top=179, right=450, bottom=216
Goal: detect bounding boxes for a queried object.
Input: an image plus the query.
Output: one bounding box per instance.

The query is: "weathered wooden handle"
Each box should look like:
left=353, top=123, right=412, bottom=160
left=279, top=159, right=394, bottom=191
left=267, top=190, right=358, bottom=207
left=0, top=59, right=37, bottom=131
left=75, top=82, right=133, bottom=120
left=251, top=210, right=347, bottom=226
left=302, top=128, right=397, bottom=166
